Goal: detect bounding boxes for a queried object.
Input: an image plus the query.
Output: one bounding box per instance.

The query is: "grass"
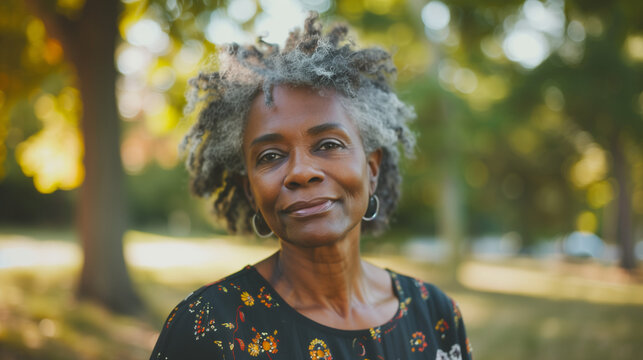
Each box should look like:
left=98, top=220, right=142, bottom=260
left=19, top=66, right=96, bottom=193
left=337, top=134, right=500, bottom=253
left=455, top=286, right=642, bottom=359
left=0, top=229, right=642, bottom=359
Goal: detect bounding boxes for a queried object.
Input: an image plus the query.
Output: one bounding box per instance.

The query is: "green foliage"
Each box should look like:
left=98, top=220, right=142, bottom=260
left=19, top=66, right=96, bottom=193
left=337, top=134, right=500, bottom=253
left=1, top=0, right=641, bottom=250
left=125, top=163, right=216, bottom=233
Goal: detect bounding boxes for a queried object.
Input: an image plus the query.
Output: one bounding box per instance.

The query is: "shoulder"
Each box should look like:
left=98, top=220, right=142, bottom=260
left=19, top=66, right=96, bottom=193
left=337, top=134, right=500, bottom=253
left=150, top=266, right=261, bottom=360
left=389, top=270, right=471, bottom=354
left=389, top=270, right=458, bottom=311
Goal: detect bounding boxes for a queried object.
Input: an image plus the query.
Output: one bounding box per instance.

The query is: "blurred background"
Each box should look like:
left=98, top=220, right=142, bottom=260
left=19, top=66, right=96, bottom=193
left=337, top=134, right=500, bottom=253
left=0, top=0, right=642, bottom=359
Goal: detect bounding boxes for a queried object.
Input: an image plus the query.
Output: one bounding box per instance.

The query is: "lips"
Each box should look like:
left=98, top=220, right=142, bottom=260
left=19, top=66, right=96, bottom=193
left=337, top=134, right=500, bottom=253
left=283, top=198, right=335, bottom=217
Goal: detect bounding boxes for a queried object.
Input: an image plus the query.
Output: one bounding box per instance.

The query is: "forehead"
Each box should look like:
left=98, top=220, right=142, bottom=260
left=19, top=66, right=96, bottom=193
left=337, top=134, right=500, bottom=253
left=243, top=85, right=360, bottom=145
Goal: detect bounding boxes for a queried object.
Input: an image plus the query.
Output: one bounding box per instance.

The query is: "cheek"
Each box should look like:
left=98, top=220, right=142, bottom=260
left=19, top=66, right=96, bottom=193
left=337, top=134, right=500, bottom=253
left=335, top=155, right=371, bottom=202
left=247, top=171, right=280, bottom=211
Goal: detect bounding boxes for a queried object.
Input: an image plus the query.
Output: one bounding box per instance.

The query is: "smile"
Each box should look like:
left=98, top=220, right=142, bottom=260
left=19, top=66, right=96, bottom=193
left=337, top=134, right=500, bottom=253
left=284, top=199, right=335, bottom=217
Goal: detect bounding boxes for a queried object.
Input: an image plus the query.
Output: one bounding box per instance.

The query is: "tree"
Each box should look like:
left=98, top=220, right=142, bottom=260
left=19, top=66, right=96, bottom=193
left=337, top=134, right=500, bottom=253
left=552, top=5, right=641, bottom=270
left=510, top=1, right=642, bottom=270
left=4, top=0, right=639, bottom=308
left=24, top=0, right=142, bottom=313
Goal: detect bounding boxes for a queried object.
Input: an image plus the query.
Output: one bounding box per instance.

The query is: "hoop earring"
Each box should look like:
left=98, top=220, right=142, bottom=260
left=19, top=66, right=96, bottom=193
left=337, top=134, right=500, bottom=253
left=252, top=213, right=273, bottom=238
left=362, top=194, right=379, bottom=221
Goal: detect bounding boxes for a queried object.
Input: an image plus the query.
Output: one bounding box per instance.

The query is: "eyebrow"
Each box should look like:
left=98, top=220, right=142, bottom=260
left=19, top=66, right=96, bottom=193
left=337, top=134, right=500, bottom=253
left=306, top=122, right=347, bottom=136
left=250, top=123, right=348, bottom=147
left=250, top=133, right=284, bottom=147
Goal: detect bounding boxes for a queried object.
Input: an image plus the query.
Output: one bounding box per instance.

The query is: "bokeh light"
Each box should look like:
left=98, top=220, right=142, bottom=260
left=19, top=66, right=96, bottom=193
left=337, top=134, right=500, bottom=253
left=503, top=29, right=550, bottom=69
left=569, top=144, right=608, bottom=189
left=15, top=89, right=84, bottom=193
left=502, top=0, right=566, bottom=68
left=576, top=212, right=598, bottom=233
left=116, top=46, right=151, bottom=75
left=227, top=0, right=257, bottom=23
left=126, top=19, right=170, bottom=54
left=421, top=1, right=450, bottom=31
left=207, top=9, right=249, bottom=45
left=625, top=35, right=643, bottom=62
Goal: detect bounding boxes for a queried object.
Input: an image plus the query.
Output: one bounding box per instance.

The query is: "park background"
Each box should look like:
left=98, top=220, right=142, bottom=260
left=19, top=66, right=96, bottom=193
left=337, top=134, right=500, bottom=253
left=1, top=0, right=642, bottom=359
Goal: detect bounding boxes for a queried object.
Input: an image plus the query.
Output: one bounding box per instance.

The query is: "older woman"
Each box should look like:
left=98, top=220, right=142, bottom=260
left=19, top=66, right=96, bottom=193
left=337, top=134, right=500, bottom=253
left=151, top=13, right=471, bottom=360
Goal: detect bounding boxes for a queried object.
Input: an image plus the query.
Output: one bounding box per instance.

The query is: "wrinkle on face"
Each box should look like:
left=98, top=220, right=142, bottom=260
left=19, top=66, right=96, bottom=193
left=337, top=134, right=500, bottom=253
left=242, top=85, right=379, bottom=247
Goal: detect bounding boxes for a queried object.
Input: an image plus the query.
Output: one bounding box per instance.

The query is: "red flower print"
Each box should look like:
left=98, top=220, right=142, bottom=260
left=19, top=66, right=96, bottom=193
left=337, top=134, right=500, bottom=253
left=413, top=279, right=429, bottom=300
left=435, top=319, right=449, bottom=333
left=409, top=331, right=428, bottom=352
left=165, top=306, right=179, bottom=329
left=188, top=299, right=216, bottom=341
left=257, top=286, right=280, bottom=308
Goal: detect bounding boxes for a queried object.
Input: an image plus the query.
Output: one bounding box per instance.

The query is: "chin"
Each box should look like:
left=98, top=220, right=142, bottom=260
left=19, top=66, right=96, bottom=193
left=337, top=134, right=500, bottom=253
left=279, top=220, right=359, bottom=248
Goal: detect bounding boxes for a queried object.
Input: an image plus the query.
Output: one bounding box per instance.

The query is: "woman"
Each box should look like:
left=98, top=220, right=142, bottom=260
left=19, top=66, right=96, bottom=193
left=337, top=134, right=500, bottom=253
left=151, top=13, right=471, bottom=360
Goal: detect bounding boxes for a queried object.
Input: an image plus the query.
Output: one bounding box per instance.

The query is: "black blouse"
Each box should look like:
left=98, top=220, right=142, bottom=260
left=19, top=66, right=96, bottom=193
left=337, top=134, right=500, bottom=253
left=151, top=266, right=472, bottom=360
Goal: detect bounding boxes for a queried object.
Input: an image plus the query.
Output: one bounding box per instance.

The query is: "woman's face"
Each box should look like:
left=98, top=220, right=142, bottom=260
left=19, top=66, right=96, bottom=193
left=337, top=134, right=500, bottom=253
left=242, top=85, right=381, bottom=247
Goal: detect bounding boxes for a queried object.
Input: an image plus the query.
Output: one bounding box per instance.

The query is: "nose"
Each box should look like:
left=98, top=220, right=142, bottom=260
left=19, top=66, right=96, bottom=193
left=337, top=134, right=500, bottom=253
left=284, top=150, right=324, bottom=190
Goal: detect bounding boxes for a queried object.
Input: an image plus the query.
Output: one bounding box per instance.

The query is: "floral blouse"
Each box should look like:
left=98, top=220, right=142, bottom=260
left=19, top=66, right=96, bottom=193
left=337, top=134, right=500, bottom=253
left=151, top=266, right=472, bottom=360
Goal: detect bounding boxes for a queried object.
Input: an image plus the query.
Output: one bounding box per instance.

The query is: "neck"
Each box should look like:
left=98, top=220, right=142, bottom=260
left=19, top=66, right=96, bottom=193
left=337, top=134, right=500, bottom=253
left=270, top=227, right=371, bottom=317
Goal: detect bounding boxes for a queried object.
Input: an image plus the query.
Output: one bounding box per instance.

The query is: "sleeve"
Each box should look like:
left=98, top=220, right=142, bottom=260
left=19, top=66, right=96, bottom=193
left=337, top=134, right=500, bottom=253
left=149, top=293, right=226, bottom=360
left=423, top=282, right=473, bottom=360
left=451, top=299, right=473, bottom=360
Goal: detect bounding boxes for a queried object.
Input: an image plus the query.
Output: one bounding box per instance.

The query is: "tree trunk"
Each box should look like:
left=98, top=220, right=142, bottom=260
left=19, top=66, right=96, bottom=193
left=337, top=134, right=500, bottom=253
left=437, top=100, right=466, bottom=281
left=439, top=158, right=466, bottom=279
left=611, top=136, right=636, bottom=271
left=28, top=0, right=143, bottom=313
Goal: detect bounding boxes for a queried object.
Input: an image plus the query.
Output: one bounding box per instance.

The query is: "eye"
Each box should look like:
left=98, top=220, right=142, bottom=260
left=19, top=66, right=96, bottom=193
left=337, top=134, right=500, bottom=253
left=257, top=151, right=283, bottom=164
left=317, top=139, right=344, bottom=151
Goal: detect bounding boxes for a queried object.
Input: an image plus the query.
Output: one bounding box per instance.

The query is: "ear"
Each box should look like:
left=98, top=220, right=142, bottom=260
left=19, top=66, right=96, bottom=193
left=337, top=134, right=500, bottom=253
left=366, top=148, right=383, bottom=195
left=242, top=176, right=257, bottom=211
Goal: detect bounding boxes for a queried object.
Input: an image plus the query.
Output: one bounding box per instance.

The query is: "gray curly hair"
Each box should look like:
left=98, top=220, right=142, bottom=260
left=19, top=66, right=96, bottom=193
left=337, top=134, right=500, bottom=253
left=181, top=13, right=415, bottom=235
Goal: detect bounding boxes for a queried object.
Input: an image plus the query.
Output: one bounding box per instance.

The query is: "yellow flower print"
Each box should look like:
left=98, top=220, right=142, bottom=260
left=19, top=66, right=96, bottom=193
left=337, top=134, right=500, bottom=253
left=241, top=291, right=255, bottom=306
left=369, top=327, right=381, bottom=342
left=452, top=300, right=462, bottom=328
left=398, top=297, right=412, bottom=317
left=248, top=342, right=260, bottom=356
left=248, top=329, right=278, bottom=356
left=260, top=335, right=278, bottom=353
left=309, top=338, right=333, bottom=360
